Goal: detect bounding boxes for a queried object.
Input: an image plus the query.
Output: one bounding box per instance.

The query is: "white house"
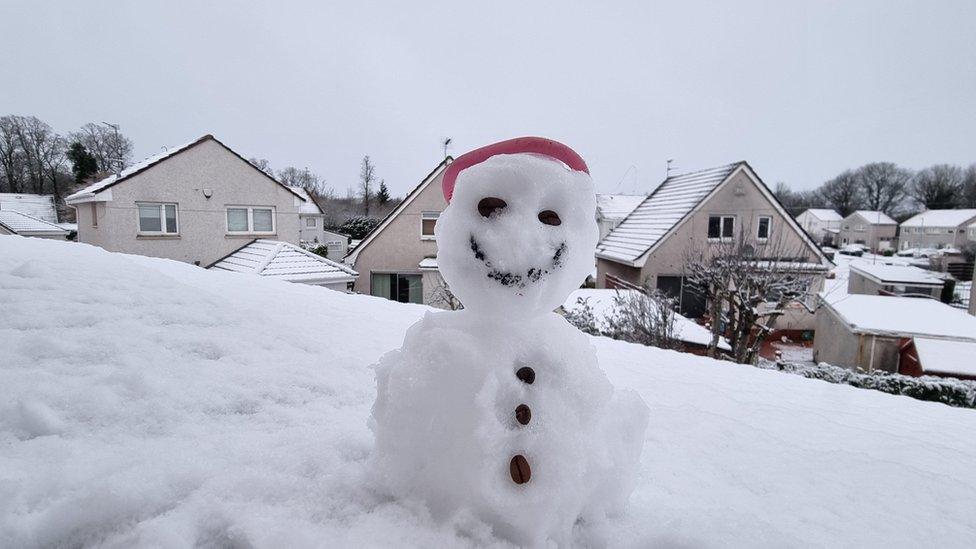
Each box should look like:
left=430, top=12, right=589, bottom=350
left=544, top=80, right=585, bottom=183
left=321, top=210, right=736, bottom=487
left=837, top=211, right=898, bottom=251
left=291, top=186, right=349, bottom=259
left=209, top=239, right=357, bottom=291
left=795, top=209, right=842, bottom=245
left=0, top=210, right=69, bottom=239
left=899, top=209, right=976, bottom=251
left=65, top=134, right=308, bottom=267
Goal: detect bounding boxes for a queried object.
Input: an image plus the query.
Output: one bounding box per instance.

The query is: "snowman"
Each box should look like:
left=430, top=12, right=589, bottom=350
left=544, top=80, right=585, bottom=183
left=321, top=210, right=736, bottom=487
left=371, top=137, right=649, bottom=546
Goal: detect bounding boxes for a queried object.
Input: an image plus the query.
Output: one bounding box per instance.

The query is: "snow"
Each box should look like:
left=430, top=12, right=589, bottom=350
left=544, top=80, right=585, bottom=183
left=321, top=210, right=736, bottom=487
left=800, top=208, right=842, bottom=222
left=418, top=257, right=438, bottom=270
left=290, top=187, right=323, bottom=215
left=850, top=262, right=944, bottom=286
left=209, top=239, right=357, bottom=286
left=0, top=210, right=68, bottom=235
left=562, top=288, right=729, bottom=349
left=373, top=152, right=647, bottom=545
left=3, top=235, right=976, bottom=547
left=901, top=209, right=976, bottom=228
left=0, top=193, right=59, bottom=223
left=913, top=338, right=976, bottom=378
left=820, top=292, right=976, bottom=340
left=595, top=194, right=644, bottom=220
left=851, top=210, right=897, bottom=225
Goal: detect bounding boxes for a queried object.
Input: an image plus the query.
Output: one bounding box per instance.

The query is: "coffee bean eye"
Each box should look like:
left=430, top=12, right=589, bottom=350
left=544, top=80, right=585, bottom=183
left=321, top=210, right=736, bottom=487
left=538, top=210, right=561, bottom=226
left=478, top=197, right=507, bottom=218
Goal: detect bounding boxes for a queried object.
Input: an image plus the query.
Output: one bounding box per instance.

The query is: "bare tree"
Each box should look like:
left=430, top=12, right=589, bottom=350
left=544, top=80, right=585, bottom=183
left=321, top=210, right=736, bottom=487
left=247, top=157, right=274, bottom=177
left=68, top=122, right=133, bottom=174
left=276, top=166, right=329, bottom=196
left=0, top=115, right=28, bottom=192
left=963, top=164, right=976, bottom=208
left=856, top=162, right=910, bottom=216
left=360, top=155, right=375, bottom=217
left=911, top=164, right=964, bottom=209
left=607, top=289, right=682, bottom=350
left=819, top=170, right=863, bottom=217
left=427, top=277, right=463, bottom=310
left=683, top=230, right=821, bottom=364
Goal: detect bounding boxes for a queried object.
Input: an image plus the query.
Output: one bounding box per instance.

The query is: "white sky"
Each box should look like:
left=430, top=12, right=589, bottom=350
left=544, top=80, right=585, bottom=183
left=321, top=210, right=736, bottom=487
left=2, top=1, right=974, bottom=197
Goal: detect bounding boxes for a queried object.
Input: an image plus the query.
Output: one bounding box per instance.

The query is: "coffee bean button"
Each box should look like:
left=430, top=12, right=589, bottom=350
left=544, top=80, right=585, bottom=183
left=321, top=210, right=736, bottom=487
left=515, top=366, right=535, bottom=384
left=510, top=454, right=531, bottom=484
left=515, top=404, right=531, bottom=425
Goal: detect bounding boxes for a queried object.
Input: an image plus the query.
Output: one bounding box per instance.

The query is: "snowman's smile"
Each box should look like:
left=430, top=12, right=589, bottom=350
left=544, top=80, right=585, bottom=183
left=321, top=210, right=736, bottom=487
left=469, top=236, right=566, bottom=288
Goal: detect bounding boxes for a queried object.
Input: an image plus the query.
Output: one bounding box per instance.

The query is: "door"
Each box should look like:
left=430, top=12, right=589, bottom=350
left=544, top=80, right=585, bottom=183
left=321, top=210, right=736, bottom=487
left=656, top=276, right=706, bottom=319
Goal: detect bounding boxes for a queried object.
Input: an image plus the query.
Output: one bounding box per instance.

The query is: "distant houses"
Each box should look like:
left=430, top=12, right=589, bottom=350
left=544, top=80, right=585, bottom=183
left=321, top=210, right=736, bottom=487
left=898, top=209, right=976, bottom=252
left=795, top=208, right=842, bottom=246
left=595, top=161, right=831, bottom=320
left=292, top=186, right=349, bottom=258
left=65, top=134, right=308, bottom=267
left=0, top=192, right=72, bottom=239
left=837, top=211, right=897, bottom=252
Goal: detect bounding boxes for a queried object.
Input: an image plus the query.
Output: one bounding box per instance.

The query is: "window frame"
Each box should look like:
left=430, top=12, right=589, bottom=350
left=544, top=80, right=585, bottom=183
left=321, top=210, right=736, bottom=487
left=136, top=202, right=179, bottom=235
left=420, top=211, right=440, bottom=240
left=305, top=216, right=316, bottom=228
left=756, top=215, right=772, bottom=241
left=707, top=215, right=736, bottom=241
left=225, top=206, right=277, bottom=235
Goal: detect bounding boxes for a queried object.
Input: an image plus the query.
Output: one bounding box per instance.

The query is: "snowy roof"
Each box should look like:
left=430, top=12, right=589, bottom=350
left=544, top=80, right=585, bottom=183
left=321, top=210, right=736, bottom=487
left=596, top=163, right=740, bottom=264
left=210, top=239, right=357, bottom=285
left=913, top=337, right=976, bottom=378
left=0, top=193, right=59, bottom=223
left=850, top=210, right=897, bottom=225
left=0, top=210, right=68, bottom=235
left=595, top=194, right=645, bottom=221
left=901, top=209, right=976, bottom=228
left=820, top=293, right=976, bottom=341
left=800, top=209, right=842, bottom=222
left=65, top=135, right=306, bottom=203
left=290, top=187, right=324, bottom=215
left=849, top=263, right=944, bottom=286
left=562, top=289, right=730, bottom=350
left=418, top=257, right=438, bottom=270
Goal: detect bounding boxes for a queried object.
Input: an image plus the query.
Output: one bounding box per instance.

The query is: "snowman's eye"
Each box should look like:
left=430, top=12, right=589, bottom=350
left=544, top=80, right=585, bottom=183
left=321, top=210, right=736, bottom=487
left=538, top=210, right=561, bottom=226
left=478, top=197, right=507, bottom=218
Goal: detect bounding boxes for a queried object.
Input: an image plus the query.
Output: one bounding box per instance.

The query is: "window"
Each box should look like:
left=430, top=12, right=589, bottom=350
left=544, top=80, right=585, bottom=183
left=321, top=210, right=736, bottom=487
left=90, top=203, right=98, bottom=228
left=757, top=216, right=772, bottom=240
left=226, top=206, right=276, bottom=234
left=371, top=273, right=423, bottom=304
left=707, top=215, right=735, bottom=240
left=137, top=203, right=178, bottom=234
left=306, top=217, right=316, bottom=228
left=855, top=224, right=866, bottom=232
left=421, top=211, right=439, bottom=239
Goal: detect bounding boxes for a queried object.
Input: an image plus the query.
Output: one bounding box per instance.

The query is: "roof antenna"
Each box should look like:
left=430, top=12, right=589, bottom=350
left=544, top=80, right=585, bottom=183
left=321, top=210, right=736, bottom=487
left=666, top=159, right=675, bottom=178
left=442, top=137, right=453, bottom=159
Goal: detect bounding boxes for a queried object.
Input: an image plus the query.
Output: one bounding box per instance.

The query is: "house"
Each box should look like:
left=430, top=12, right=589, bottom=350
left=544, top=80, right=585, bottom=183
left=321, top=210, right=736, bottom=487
left=0, top=210, right=70, bottom=239
left=0, top=192, right=60, bottom=223
left=596, top=194, right=645, bottom=241
left=795, top=209, right=842, bottom=245
left=208, top=239, right=357, bottom=291
left=292, top=186, right=349, bottom=259
left=595, top=161, right=831, bottom=322
left=346, top=158, right=452, bottom=305
left=837, top=211, right=897, bottom=251
left=813, top=293, right=976, bottom=375
left=65, top=135, right=307, bottom=267
left=560, top=288, right=730, bottom=355
left=898, top=209, right=976, bottom=251
left=847, top=263, right=946, bottom=299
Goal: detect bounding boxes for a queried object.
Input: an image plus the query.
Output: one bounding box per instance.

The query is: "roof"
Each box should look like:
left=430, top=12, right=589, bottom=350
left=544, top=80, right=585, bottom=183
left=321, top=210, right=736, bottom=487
left=850, top=263, right=945, bottom=286
left=596, top=194, right=646, bottom=221
left=345, top=157, right=452, bottom=264
left=596, top=161, right=831, bottom=268
left=596, top=163, right=740, bottom=264
left=820, top=293, right=976, bottom=341
left=0, top=210, right=69, bottom=235
left=561, top=289, right=730, bottom=350
left=912, top=337, right=976, bottom=378
left=849, top=210, right=897, bottom=225
left=900, top=209, right=976, bottom=228
left=209, top=239, right=358, bottom=285
left=0, top=193, right=59, bottom=223
left=290, top=187, right=324, bottom=215
left=799, top=209, right=843, bottom=222
left=65, top=135, right=306, bottom=203
left=418, top=257, right=438, bottom=270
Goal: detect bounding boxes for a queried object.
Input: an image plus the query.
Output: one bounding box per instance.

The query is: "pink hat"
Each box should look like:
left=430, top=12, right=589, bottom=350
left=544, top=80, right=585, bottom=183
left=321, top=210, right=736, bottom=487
left=441, top=137, right=589, bottom=203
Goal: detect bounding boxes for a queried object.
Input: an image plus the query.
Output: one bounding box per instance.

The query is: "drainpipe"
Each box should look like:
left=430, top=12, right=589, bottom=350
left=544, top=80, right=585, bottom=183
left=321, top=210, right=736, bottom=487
left=868, top=334, right=877, bottom=372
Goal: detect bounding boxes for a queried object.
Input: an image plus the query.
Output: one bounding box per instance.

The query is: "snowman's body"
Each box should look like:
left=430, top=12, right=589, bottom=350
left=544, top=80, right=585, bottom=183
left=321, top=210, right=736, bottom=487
left=371, top=142, right=648, bottom=546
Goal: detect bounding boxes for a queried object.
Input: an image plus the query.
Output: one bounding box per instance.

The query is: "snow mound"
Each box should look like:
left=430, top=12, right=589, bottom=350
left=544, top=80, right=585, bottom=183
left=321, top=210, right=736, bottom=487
left=2, top=235, right=975, bottom=547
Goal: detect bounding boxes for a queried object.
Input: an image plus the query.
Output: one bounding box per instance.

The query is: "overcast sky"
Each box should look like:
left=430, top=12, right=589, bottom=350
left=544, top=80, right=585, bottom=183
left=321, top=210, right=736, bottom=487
left=2, top=1, right=974, bottom=197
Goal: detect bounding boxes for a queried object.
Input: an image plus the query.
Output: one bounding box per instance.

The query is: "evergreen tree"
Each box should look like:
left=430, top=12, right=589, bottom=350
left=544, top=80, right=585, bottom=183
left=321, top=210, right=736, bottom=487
left=66, top=142, right=98, bottom=184
left=377, top=180, right=390, bottom=205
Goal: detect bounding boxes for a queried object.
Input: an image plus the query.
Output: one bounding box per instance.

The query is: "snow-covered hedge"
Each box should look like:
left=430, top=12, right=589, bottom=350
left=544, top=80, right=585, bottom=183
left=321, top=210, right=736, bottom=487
left=761, top=360, right=976, bottom=409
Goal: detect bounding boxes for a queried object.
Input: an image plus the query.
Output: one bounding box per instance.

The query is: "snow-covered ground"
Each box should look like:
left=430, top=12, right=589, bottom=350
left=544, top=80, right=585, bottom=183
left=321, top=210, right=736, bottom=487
left=2, top=236, right=976, bottom=547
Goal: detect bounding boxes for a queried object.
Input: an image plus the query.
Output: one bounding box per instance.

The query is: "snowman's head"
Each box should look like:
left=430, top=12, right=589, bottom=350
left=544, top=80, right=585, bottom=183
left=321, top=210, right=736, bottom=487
left=435, top=138, right=598, bottom=317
